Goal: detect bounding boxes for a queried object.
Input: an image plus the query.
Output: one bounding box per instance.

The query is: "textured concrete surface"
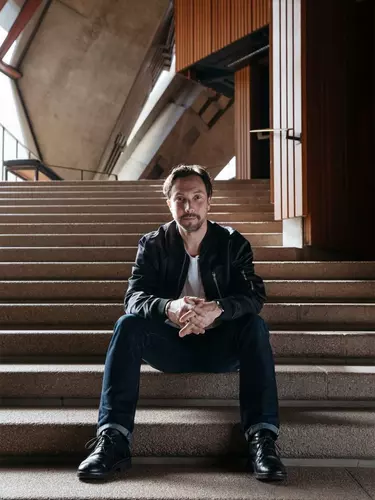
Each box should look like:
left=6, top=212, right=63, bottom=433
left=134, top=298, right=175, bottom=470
left=261, top=303, right=375, bottom=326
left=1, top=408, right=374, bottom=458
left=0, top=189, right=271, bottom=199
left=2, top=330, right=374, bottom=359
left=0, top=198, right=274, bottom=209
left=0, top=203, right=275, bottom=214
left=19, top=0, right=169, bottom=173
left=267, top=280, right=375, bottom=299
left=0, top=221, right=281, bottom=235
left=349, top=468, right=375, bottom=499
left=258, top=262, right=375, bottom=279
left=0, top=233, right=281, bottom=247
left=324, top=366, right=375, bottom=400
left=1, top=279, right=374, bottom=301
left=1, top=302, right=375, bottom=326
left=3, top=364, right=364, bottom=400
left=0, top=180, right=269, bottom=188
left=0, top=212, right=276, bottom=224
left=0, top=246, right=300, bottom=263
left=1, top=262, right=374, bottom=281
left=0, top=466, right=373, bottom=500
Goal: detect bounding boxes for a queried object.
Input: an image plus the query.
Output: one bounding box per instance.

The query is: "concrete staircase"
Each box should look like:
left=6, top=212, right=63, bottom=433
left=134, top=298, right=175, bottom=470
left=1, top=179, right=374, bottom=499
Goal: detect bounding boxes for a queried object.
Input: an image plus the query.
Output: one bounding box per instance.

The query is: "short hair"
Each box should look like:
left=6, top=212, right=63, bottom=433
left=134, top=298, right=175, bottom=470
left=162, top=164, right=213, bottom=199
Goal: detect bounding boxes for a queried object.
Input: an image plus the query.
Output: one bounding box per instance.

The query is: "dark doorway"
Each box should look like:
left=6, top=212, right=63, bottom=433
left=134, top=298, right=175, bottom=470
left=250, top=56, right=270, bottom=179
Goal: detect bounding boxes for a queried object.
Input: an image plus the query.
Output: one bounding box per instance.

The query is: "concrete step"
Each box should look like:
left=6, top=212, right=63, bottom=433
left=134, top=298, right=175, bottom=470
left=0, top=188, right=271, bottom=198
left=1, top=364, right=374, bottom=402
left=0, top=466, right=373, bottom=500
left=0, top=302, right=374, bottom=326
left=0, top=203, right=275, bottom=214
left=0, top=195, right=271, bottom=205
left=0, top=221, right=282, bottom=235
left=0, top=179, right=270, bottom=190
left=1, top=407, right=374, bottom=458
left=0, top=179, right=270, bottom=187
left=1, top=330, right=374, bottom=360
left=0, top=246, right=301, bottom=262
left=0, top=280, right=374, bottom=301
left=0, top=182, right=270, bottom=190
left=0, top=261, right=372, bottom=280
left=0, top=232, right=282, bottom=247
left=0, top=212, right=275, bottom=223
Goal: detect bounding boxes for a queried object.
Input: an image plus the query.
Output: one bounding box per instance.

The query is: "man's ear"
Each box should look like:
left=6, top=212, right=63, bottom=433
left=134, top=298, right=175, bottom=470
left=207, top=197, right=211, bottom=211
left=166, top=199, right=172, bottom=211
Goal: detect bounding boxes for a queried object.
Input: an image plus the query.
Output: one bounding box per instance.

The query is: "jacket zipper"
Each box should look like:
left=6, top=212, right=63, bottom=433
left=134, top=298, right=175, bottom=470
left=212, top=271, right=223, bottom=299
left=242, top=269, right=254, bottom=291
left=176, top=252, right=188, bottom=296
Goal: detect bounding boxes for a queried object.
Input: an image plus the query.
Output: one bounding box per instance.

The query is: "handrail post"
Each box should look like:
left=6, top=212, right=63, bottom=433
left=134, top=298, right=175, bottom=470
left=1, top=126, right=4, bottom=181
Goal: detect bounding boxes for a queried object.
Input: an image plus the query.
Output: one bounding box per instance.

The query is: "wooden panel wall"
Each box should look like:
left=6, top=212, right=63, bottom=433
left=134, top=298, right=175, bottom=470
left=272, top=0, right=303, bottom=220
left=175, top=0, right=271, bottom=71
left=303, top=0, right=375, bottom=259
left=234, top=66, right=251, bottom=179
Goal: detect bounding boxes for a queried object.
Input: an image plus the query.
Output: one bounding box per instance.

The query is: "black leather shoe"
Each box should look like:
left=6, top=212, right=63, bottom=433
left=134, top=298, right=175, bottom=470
left=247, top=430, right=287, bottom=482
left=77, top=428, right=132, bottom=480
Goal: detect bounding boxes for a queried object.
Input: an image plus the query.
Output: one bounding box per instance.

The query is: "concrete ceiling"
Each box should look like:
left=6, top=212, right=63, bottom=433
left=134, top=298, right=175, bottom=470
left=18, top=0, right=170, bottom=179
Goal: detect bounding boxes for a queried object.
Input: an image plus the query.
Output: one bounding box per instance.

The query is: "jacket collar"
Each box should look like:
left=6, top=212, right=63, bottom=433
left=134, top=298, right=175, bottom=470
left=164, top=219, right=216, bottom=256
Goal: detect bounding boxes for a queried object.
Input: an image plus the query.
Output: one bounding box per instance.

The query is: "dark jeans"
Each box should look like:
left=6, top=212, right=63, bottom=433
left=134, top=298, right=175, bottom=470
left=97, top=313, right=280, bottom=443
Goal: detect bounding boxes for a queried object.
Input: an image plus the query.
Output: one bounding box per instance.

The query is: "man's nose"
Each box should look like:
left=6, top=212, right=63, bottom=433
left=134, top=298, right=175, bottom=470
left=184, top=201, right=193, bottom=211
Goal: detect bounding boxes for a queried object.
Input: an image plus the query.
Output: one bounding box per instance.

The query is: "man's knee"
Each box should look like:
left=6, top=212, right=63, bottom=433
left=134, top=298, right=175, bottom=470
left=239, top=314, right=270, bottom=341
left=112, top=314, right=147, bottom=345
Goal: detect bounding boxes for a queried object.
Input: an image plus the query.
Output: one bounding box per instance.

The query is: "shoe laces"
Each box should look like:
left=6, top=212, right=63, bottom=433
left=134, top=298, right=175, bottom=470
left=254, top=435, right=281, bottom=461
left=85, top=433, right=115, bottom=452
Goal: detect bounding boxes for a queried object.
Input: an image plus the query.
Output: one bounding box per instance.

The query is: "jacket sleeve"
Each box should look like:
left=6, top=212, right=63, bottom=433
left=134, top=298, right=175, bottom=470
left=124, top=235, right=170, bottom=320
left=219, top=231, right=267, bottom=319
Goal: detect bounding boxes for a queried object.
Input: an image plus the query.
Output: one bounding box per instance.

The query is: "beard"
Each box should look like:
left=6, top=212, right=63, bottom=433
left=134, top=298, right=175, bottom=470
left=178, top=214, right=205, bottom=233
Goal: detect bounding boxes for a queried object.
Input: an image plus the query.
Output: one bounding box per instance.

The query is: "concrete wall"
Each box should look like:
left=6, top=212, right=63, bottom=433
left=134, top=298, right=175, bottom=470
left=151, top=92, right=235, bottom=179
left=18, top=0, right=169, bottom=179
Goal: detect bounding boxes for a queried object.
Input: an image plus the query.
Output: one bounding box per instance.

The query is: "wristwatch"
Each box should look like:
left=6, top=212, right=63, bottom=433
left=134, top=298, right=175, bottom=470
left=215, top=300, right=224, bottom=316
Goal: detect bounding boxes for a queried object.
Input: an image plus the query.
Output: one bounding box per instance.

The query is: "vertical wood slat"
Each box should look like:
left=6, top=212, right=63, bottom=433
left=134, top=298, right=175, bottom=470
left=269, top=0, right=274, bottom=204
left=272, top=0, right=282, bottom=218
left=193, top=0, right=199, bottom=62
left=287, top=0, right=295, bottom=216
left=175, top=0, right=195, bottom=71
left=175, top=0, right=271, bottom=71
left=235, top=67, right=251, bottom=179
left=193, top=0, right=212, bottom=61
left=294, top=0, right=303, bottom=216
left=280, top=0, right=288, bottom=218
left=272, top=0, right=303, bottom=219
left=230, top=0, right=251, bottom=41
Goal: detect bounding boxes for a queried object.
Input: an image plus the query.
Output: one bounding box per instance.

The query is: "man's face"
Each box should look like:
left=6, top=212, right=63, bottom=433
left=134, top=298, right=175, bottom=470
left=167, top=175, right=211, bottom=233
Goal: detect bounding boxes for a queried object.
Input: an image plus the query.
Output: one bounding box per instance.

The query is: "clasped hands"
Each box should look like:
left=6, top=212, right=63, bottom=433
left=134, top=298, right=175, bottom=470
left=166, top=296, right=222, bottom=338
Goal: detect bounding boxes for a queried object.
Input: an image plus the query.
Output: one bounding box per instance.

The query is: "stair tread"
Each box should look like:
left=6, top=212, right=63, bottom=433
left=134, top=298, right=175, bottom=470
left=2, top=406, right=375, bottom=424
left=0, top=465, right=373, bottom=500
left=2, top=363, right=375, bottom=374
left=1, top=327, right=375, bottom=333
left=0, top=301, right=374, bottom=305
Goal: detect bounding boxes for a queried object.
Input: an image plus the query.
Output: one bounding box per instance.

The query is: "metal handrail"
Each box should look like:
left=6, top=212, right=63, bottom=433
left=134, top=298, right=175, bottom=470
left=249, top=127, right=302, bottom=142
left=1, top=122, right=39, bottom=181
left=44, top=163, right=118, bottom=181
left=0, top=122, right=118, bottom=181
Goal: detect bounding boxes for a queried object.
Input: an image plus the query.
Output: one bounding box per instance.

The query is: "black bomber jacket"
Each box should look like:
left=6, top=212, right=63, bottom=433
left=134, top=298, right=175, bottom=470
left=124, top=220, right=267, bottom=321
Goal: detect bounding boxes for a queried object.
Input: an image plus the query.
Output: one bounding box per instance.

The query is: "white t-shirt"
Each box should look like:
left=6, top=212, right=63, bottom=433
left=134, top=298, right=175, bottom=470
left=166, top=253, right=206, bottom=328
left=179, top=254, right=205, bottom=300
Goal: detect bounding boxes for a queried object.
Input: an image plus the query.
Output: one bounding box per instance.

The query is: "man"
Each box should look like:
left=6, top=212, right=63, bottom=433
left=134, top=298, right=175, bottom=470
left=77, top=165, right=287, bottom=482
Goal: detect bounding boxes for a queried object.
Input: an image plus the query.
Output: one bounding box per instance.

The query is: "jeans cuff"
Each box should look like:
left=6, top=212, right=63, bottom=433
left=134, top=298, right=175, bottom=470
left=97, top=423, right=132, bottom=445
left=245, top=423, right=279, bottom=441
